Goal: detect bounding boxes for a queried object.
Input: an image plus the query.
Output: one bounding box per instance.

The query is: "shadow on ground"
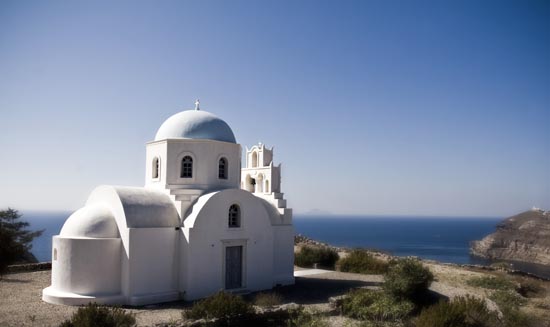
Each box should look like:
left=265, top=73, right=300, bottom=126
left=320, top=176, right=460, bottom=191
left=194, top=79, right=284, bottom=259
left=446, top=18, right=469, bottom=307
left=273, top=276, right=381, bottom=305
left=129, top=275, right=382, bottom=310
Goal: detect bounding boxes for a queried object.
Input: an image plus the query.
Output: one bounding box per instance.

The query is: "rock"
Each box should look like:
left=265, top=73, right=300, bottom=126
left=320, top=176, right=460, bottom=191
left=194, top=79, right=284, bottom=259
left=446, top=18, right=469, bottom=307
left=471, top=209, right=550, bottom=265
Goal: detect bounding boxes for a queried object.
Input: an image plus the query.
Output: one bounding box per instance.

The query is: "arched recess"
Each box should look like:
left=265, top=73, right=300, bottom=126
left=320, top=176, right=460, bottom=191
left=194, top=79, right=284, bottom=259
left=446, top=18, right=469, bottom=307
left=265, top=179, right=270, bottom=193
left=256, top=174, right=264, bottom=193
left=251, top=151, right=258, bottom=168
left=152, top=157, right=160, bottom=179
left=228, top=204, right=240, bottom=228
left=181, top=156, right=193, bottom=178
left=245, top=174, right=255, bottom=193
left=219, top=157, right=228, bottom=179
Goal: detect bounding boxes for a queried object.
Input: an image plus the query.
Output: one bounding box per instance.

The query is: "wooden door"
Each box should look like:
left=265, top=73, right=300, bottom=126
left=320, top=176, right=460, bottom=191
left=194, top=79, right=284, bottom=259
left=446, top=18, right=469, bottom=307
left=225, top=246, right=243, bottom=289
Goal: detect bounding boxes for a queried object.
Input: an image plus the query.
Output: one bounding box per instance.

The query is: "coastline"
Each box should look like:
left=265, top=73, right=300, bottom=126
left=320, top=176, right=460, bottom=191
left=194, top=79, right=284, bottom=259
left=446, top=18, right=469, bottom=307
left=295, top=233, right=550, bottom=281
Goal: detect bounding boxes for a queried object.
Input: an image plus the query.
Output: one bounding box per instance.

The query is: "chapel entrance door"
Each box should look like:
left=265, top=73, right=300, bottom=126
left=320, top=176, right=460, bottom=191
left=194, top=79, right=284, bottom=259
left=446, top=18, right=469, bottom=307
left=225, top=246, right=243, bottom=289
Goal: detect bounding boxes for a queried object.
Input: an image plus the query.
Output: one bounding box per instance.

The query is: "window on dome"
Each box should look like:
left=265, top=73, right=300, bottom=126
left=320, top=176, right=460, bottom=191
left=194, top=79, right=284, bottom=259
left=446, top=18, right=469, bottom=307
left=181, top=156, right=193, bottom=178
left=152, top=157, right=160, bottom=179
left=228, top=204, right=240, bottom=228
left=219, top=158, right=228, bottom=179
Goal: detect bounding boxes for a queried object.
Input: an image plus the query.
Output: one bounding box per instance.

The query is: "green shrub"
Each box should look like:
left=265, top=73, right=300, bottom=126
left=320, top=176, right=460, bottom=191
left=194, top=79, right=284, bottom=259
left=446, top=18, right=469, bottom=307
left=58, top=303, right=135, bottom=327
left=499, top=305, right=538, bottom=327
left=183, top=305, right=328, bottom=327
left=285, top=307, right=329, bottom=327
left=489, top=289, right=537, bottom=327
left=489, top=290, right=526, bottom=309
left=339, top=289, right=414, bottom=322
left=294, top=246, right=339, bottom=269
left=183, top=291, right=254, bottom=321
left=415, top=296, right=499, bottom=327
left=353, top=322, right=406, bottom=327
left=382, top=258, right=433, bottom=301
left=253, top=292, right=283, bottom=307
left=339, top=250, right=389, bottom=274
left=466, top=276, right=515, bottom=291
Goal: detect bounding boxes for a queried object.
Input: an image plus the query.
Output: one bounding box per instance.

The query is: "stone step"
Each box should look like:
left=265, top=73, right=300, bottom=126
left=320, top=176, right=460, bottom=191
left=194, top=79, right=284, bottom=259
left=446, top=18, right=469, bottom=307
left=273, top=192, right=284, bottom=199
left=275, top=199, right=286, bottom=208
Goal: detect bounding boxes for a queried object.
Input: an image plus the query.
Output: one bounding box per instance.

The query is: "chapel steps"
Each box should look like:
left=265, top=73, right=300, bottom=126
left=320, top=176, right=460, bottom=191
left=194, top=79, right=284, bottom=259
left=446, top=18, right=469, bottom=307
left=251, top=192, right=292, bottom=224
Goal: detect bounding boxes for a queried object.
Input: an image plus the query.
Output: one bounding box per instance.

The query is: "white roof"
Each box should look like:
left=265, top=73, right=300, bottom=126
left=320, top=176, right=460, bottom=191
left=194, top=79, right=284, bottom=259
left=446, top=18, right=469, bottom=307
left=60, top=186, right=181, bottom=238
left=87, top=185, right=180, bottom=229
left=154, top=110, right=236, bottom=143
left=60, top=204, right=119, bottom=238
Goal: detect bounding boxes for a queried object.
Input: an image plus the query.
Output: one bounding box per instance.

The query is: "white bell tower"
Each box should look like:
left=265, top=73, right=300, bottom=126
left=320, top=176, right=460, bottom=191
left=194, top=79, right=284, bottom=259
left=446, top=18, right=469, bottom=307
left=241, top=143, right=292, bottom=222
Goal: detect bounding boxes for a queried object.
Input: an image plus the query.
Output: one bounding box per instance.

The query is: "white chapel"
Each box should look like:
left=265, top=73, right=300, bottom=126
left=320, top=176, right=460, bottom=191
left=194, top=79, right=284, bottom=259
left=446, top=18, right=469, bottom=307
left=42, top=101, right=295, bottom=306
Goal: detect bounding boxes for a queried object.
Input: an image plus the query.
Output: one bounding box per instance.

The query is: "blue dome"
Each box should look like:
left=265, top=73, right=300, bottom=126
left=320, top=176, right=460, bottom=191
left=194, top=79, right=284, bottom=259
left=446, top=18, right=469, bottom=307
left=155, top=110, right=236, bottom=143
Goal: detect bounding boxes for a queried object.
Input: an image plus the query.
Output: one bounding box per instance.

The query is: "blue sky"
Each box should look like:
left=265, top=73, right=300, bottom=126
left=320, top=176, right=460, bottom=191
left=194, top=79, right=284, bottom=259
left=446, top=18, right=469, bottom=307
left=1, top=0, right=548, bottom=216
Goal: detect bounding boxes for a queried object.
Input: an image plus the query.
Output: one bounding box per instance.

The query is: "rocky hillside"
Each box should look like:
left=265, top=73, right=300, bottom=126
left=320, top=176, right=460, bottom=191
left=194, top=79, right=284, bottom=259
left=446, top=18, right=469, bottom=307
left=471, top=209, right=550, bottom=265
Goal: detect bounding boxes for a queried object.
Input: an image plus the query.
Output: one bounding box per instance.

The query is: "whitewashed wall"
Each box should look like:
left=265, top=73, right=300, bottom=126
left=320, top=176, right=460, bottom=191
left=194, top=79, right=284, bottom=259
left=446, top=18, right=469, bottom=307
left=145, top=139, right=241, bottom=191
left=181, top=189, right=274, bottom=300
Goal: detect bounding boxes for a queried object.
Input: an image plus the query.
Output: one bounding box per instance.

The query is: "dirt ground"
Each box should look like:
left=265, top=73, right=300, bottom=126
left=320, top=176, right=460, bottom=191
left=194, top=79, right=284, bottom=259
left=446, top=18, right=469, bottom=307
left=1, top=265, right=549, bottom=326
left=0, top=270, right=382, bottom=327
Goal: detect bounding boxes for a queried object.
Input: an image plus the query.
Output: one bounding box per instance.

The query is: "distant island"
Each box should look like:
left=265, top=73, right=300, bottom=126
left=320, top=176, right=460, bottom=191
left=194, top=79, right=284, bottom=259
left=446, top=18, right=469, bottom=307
left=471, top=209, right=550, bottom=266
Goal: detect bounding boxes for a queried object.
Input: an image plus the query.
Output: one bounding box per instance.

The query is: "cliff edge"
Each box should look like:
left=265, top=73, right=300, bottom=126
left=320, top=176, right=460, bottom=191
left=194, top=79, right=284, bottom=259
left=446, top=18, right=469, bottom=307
left=471, top=209, right=550, bottom=265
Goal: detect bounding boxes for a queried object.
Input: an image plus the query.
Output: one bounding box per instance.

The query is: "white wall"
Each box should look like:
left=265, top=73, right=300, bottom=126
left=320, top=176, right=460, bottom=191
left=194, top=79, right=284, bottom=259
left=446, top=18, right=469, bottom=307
left=51, top=236, right=122, bottom=296
left=144, top=142, right=168, bottom=189
left=272, top=225, right=295, bottom=285
left=127, top=228, right=179, bottom=304
left=145, top=139, right=241, bottom=191
left=182, top=189, right=274, bottom=300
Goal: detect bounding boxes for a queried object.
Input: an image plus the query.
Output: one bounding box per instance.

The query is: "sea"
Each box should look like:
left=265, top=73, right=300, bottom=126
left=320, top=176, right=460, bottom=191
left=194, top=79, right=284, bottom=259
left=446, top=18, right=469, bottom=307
left=23, top=212, right=550, bottom=279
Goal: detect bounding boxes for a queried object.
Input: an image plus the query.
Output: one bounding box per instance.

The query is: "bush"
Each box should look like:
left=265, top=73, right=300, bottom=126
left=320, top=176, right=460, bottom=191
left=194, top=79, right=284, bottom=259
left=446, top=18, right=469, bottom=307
left=499, top=305, right=538, bottom=327
left=489, top=290, right=526, bottom=309
left=382, top=258, right=433, bottom=301
left=489, top=289, right=537, bottom=327
left=184, top=291, right=254, bottom=321
left=58, top=303, right=135, bottom=327
left=339, top=289, right=414, bottom=322
left=285, top=307, right=329, bottom=327
left=253, top=292, right=283, bottom=307
left=294, top=246, right=339, bottom=269
left=182, top=305, right=327, bottom=327
left=466, top=276, right=516, bottom=291
left=415, top=296, right=499, bottom=327
left=338, top=250, right=389, bottom=274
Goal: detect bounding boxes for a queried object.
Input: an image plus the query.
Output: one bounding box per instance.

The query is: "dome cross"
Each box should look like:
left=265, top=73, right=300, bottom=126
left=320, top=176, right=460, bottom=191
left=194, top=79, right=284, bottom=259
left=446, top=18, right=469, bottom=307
left=195, top=99, right=200, bottom=111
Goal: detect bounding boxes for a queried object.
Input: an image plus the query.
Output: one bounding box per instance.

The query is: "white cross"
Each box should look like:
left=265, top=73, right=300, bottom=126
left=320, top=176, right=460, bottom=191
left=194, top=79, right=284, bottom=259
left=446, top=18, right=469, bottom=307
left=195, top=99, right=200, bottom=110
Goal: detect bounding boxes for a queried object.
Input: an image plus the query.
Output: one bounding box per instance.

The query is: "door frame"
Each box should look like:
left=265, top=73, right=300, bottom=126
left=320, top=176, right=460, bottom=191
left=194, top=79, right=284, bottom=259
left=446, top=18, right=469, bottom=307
left=221, top=239, right=247, bottom=291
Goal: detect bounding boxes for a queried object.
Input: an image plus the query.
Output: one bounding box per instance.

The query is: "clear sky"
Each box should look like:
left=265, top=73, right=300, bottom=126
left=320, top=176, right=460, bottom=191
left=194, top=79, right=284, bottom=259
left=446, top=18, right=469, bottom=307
left=1, top=0, right=549, bottom=217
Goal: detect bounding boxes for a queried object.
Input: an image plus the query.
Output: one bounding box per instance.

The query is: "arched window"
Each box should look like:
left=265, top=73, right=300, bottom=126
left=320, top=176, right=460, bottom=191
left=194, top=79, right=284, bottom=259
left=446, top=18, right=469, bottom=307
left=251, top=151, right=258, bottom=167
left=53, top=248, right=57, bottom=261
left=181, top=156, right=193, bottom=178
left=228, top=204, right=240, bottom=228
left=219, top=158, right=228, bottom=179
left=152, top=157, right=160, bottom=179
